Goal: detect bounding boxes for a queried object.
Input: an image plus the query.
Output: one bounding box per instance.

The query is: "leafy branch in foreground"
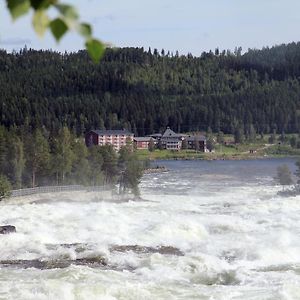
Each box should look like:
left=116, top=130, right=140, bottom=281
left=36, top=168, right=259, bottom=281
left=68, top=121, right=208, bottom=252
left=5, top=0, right=105, bottom=63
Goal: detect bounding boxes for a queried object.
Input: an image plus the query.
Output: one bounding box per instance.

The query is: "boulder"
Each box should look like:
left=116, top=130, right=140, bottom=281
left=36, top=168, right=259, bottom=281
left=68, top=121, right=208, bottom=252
left=110, top=244, right=184, bottom=256
left=0, top=256, right=107, bottom=270
left=0, top=225, right=16, bottom=234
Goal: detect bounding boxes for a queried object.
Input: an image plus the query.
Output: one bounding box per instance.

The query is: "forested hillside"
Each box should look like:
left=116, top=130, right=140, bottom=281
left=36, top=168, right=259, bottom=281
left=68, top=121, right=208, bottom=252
left=1, top=42, right=300, bottom=135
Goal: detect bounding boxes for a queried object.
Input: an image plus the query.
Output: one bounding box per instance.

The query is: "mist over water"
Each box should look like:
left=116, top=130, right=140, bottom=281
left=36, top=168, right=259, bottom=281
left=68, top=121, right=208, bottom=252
left=1, top=158, right=300, bottom=300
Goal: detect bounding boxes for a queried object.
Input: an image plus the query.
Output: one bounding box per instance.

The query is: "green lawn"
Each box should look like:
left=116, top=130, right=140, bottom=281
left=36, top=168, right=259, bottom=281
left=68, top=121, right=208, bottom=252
left=137, top=145, right=300, bottom=162
left=136, top=149, right=206, bottom=161
left=135, top=134, right=300, bottom=161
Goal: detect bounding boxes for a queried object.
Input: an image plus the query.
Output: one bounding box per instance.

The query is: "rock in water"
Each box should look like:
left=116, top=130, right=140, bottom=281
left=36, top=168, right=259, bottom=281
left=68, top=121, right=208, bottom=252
left=0, top=225, right=16, bottom=234
left=0, top=256, right=107, bottom=270
left=110, top=245, right=184, bottom=256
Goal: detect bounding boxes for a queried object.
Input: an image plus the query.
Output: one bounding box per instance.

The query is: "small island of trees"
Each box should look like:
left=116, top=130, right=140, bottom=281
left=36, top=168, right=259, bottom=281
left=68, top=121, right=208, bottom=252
left=275, top=160, right=300, bottom=196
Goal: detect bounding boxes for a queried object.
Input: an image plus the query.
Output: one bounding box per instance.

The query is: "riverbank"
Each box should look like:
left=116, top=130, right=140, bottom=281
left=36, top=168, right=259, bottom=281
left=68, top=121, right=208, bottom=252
left=1, top=189, right=144, bottom=205
left=137, top=143, right=300, bottom=161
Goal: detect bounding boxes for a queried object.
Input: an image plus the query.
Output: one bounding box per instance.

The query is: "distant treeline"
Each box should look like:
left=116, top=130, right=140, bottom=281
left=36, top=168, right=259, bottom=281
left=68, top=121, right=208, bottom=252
left=1, top=42, right=300, bottom=136
left=0, top=126, right=143, bottom=195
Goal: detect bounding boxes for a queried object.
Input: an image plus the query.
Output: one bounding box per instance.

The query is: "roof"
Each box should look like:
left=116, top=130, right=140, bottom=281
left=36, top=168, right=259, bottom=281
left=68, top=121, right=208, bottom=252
left=161, top=137, right=182, bottom=143
left=134, top=137, right=152, bottom=142
left=162, top=127, right=177, bottom=138
left=89, top=129, right=133, bottom=136
left=186, top=135, right=206, bottom=142
left=148, top=133, right=162, bottom=138
left=162, top=127, right=182, bottom=138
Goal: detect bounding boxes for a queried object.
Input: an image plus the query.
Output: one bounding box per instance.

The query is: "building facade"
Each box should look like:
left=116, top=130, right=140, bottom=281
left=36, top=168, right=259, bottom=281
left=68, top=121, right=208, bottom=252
left=148, top=127, right=207, bottom=152
left=85, top=129, right=134, bottom=151
left=160, top=127, right=184, bottom=150
left=185, top=135, right=207, bottom=152
left=133, top=137, right=153, bottom=150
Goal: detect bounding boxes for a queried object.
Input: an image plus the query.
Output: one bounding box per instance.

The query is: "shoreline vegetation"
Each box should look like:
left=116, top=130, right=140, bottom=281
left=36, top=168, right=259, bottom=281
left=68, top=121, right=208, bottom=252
left=0, top=126, right=300, bottom=200
left=137, top=137, right=300, bottom=161
left=1, top=125, right=300, bottom=200
left=0, top=126, right=145, bottom=200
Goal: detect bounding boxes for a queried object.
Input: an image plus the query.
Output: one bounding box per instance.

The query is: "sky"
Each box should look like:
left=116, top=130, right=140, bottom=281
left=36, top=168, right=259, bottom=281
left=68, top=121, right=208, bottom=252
left=1, top=0, right=300, bottom=56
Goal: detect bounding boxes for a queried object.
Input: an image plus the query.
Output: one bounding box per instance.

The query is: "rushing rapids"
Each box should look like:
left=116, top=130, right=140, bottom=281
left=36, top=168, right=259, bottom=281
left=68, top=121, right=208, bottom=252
left=0, top=158, right=300, bottom=299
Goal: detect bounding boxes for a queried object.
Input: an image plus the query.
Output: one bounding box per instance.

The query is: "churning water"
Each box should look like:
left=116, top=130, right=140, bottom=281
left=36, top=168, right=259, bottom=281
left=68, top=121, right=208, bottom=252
left=1, top=158, right=300, bottom=300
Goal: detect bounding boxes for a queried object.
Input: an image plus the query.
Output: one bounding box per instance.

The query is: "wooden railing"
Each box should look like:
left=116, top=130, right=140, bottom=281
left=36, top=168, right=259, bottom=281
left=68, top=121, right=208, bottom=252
left=10, top=185, right=110, bottom=197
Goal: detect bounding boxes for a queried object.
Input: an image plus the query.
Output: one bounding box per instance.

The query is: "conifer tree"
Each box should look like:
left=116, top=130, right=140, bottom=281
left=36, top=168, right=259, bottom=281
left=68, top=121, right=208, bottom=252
left=51, top=127, right=74, bottom=184
left=148, top=138, right=155, bottom=152
left=0, top=175, right=11, bottom=200
left=88, top=146, right=104, bottom=186
left=25, top=129, right=50, bottom=187
left=7, top=136, right=25, bottom=188
left=71, top=139, right=90, bottom=185
left=98, top=145, right=118, bottom=184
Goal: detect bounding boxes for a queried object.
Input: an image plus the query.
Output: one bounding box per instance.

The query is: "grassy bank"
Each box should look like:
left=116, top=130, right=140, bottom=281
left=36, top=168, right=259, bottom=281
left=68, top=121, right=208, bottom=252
left=136, top=143, right=300, bottom=161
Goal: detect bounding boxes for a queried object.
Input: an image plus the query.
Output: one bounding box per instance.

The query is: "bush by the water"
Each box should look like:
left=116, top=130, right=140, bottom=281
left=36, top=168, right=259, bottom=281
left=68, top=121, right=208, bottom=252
left=277, top=185, right=300, bottom=197
left=0, top=175, right=12, bottom=200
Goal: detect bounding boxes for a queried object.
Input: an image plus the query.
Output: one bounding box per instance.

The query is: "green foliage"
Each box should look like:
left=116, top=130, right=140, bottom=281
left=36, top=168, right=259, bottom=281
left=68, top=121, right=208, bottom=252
left=2, top=44, right=300, bottom=135
left=295, top=160, right=300, bottom=184
left=85, top=39, right=105, bottom=63
left=265, top=144, right=300, bottom=156
left=30, top=0, right=54, bottom=10
left=88, top=146, right=104, bottom=186
left=0, top=127, right=8, bottom=175
left=0, top=126, right=145, bottom=192
left=157, top=140, right=164, bottom=150
left=6, top=136, right=25, bottom=188
left=234, top=127, right=245, bottom=144
left=26, top=129, right=50, bottom=187
left=70, top=139, right=90, bottom=185
left=49, top=18, right=68, bottom=41
left=78, top=23, right=92, bottom=39
left=206, top=128, right=215, bottom=151
left=0, top=175, right=12, bottom=200
left=290, top=135, right=297, bottom=148
left=246, top=124, right=256, bottom=142
left=51, top=127, right=75, bottom=184
left=217, top=131, right=224, bottom=144
left=32, top=9, right=49, bottom=36
left=5, top=0, right=105, bottom=63
left=268, top=131, right=277, bottom=144
left=7, top=0, right=30, bottom=19
left=118, top=146, right=143, bottom=197
left=98, top=145, right=118, bottom=184
left=148, top=138, right=155, bottom=152
left=55, top=4, right=78, bottom=20
left=279, top=132, right=287, bottom=143
left=181, top=139, right=188, bottom=150
left=275, top=164, right=293, bottom=188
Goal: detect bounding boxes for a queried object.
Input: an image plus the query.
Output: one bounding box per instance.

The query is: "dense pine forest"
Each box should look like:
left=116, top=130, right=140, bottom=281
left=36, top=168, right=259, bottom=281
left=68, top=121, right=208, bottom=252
left=1, top=42, right=300, bottom=192
left=1, top=42, right=300, bottom=136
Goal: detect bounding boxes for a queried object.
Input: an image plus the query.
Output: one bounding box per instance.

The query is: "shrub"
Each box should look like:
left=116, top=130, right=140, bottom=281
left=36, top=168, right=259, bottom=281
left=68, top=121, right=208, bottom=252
left=0, top=175, right=12, bottom=200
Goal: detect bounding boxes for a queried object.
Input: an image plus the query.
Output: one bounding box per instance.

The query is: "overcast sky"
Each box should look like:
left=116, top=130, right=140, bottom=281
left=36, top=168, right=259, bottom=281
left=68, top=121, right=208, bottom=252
left=1, top=0, right=300, bottom=55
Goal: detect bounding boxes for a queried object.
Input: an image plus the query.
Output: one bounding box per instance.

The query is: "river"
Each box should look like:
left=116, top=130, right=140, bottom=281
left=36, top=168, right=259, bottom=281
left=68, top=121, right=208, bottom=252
left=0, top=158, right=300, bottom=300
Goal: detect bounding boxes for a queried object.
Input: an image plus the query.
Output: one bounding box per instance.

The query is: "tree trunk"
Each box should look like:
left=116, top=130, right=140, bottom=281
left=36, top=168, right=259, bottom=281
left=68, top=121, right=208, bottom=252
left=32, top=170, right=36, bottom=188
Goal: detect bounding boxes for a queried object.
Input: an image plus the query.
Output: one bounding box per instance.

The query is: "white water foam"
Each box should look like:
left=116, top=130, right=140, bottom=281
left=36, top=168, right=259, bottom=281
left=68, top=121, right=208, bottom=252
left=0, top=159, right=300, bottom=299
